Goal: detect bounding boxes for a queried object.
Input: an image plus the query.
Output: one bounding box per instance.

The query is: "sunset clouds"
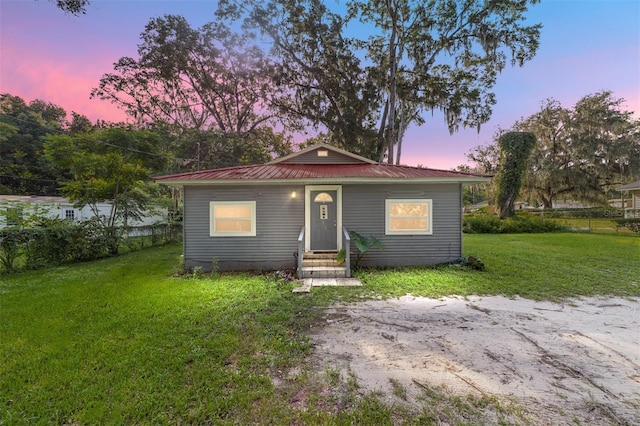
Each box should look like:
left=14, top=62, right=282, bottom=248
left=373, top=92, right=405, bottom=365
left=1, top=0, right=638, bottom=169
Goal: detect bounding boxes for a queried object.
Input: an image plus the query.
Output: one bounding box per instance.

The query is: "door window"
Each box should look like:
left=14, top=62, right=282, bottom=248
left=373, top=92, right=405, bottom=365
left=314, top=192, right=334, bottom=203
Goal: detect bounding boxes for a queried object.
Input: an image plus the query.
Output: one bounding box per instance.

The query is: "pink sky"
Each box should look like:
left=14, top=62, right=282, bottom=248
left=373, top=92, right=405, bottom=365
left=1, top=0, right=638, bottom=169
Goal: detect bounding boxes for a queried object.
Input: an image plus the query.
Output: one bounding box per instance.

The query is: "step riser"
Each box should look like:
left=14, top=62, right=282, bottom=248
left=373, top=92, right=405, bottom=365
left=300, top=266, right=347, bottom=279
left=303, top=253, right=338, bottom=260
left=302, top=260, right=340, bottom=267
left=299, top=252, right=348, bottom=278
left=301, top=271, right=347, bottom=278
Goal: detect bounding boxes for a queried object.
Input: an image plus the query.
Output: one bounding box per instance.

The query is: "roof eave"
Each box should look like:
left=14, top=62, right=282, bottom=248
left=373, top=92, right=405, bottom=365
left=156, top=176, right=491, bottom=187
left=617, top=181, right=640, bottom=191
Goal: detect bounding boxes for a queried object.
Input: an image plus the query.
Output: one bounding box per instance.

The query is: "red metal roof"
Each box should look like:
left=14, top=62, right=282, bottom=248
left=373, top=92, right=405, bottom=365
left=155, top=163, right=488, bottom=183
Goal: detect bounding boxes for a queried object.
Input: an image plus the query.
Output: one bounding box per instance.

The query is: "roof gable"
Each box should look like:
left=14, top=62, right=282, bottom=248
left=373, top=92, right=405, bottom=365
left=270, top=143, right=377, bottom=165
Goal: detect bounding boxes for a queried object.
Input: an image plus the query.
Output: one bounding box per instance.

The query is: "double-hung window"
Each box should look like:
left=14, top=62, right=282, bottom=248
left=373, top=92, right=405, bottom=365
left=210, top=201, right=256, bottom=237
left=385, top=199, right=432, bottom=235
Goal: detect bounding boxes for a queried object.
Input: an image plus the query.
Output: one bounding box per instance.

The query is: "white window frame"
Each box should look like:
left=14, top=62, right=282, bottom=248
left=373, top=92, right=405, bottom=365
left=209, top=201, right=256, bottom=237
left=385, top=199, right=433, bottom=235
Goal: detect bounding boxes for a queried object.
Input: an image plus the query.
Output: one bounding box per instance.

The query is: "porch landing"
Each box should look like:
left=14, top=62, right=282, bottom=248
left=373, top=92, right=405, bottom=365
left=292, top=277, right=362, bottom=293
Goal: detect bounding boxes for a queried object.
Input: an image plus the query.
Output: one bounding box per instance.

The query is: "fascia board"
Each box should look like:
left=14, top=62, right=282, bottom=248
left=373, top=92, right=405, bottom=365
left=157, top=176, right=491, bottom=187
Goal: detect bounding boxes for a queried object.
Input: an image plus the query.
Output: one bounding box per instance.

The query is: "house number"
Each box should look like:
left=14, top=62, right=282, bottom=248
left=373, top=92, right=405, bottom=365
left=320, top=205, right=328, bottom=220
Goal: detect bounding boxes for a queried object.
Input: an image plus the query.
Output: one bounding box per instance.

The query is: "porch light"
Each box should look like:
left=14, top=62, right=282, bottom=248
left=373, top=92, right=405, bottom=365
left=291, top=191, right=297, bottom=198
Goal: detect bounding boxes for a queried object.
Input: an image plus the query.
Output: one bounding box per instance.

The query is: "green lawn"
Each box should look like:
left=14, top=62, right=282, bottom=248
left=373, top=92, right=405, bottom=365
left=1, top=234, right=638, bottom=424
left=360, top=233, right=640, bottom=301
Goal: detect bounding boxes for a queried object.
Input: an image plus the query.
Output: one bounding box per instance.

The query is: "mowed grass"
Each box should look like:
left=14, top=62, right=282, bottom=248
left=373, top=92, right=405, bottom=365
left=0, top=245, right=319, bottom=425
left=358, top=233, right=639, bottom=301
left=1, top=234, right=638, bottom=424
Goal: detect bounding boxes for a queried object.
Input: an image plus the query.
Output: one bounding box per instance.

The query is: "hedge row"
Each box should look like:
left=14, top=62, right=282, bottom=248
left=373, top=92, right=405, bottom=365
left=463, top=214, right=565, bottom=234
left=0, top=221, right=181, bottom=273
left=530, top=207, right=628, bottom=219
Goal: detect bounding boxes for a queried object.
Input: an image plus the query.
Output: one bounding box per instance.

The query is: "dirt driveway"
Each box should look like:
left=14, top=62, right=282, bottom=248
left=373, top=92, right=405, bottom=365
left=310, top=295, right=639, bottom=425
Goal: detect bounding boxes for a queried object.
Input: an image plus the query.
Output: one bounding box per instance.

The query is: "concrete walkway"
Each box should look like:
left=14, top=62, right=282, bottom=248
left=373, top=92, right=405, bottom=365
left=292, top=277, right=362, bottom=293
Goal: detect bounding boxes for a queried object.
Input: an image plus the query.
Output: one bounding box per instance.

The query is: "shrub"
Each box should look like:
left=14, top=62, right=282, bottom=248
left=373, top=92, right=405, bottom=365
left=533, top=208, right=625, bottom=219
left=463, top=214, right=503, bottom=234
left=463, top=213, right=564, bottom=234
left=24, top=227, right=74, bottom=269
left=614, top=218, right=640, bottom=234
left=0, top=221, right=183, bottom=274
left=0, top=230, right=28, bottom=272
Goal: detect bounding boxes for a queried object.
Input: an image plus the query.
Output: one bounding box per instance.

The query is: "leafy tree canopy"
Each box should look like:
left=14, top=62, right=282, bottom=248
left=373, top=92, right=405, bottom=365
left=467, top=91, right=640, bottom=208
left=92, top=15, right=285, bottom=138
left=43, top=127, right=169, bottom=229
left=217, top=0, right=542, bottom=162
left=0, top=94, right=69, bottom=195
left=175, top=128, right=293, bottom=171
left=48, top=0, right=89, bottom=15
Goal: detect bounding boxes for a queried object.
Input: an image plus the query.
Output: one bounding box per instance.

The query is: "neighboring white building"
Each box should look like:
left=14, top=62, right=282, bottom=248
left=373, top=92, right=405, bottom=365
left=0, top=195, right=167, bottom=229
left=617, top=180, right=640, bottom=218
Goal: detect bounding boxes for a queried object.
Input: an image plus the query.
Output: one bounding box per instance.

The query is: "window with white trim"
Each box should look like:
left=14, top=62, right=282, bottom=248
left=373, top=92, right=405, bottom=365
left=64, top=209, right=75, bottom=220
left=385, top=199, right=432, bottom=235
left=210, top=201, right=256, bottom=237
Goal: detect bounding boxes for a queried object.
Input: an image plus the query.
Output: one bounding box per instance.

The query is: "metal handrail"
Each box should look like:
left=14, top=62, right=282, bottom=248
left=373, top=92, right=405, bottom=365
left=342, top=227, right=351, bottom=278
left=297, top=226, right=305, bottom=279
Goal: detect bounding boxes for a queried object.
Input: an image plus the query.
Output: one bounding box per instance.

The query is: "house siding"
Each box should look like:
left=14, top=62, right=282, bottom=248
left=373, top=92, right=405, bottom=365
left=183, top=185, right=305, bottom=271
left=183, top=182, right=463, bottom=271
left=342, top=183, right=463, bottom=267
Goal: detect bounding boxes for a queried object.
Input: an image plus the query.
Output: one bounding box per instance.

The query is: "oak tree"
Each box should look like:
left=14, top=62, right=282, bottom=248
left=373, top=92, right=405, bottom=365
left=219, top=0, right=542, bottom=162
left=92, top=15, right=282, bottom=137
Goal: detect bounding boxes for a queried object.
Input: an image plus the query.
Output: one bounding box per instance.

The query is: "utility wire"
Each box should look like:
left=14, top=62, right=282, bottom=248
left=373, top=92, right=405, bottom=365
left=0, top=113, right=187, bottom=161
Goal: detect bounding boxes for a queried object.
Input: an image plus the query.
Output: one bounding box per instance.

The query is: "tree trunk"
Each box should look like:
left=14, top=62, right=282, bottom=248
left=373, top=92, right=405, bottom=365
left=385, top=0, right=398, bottom=165
left=395, top=101, right=407, bottom=165
left=499, top=194, right=516, bottom=219
left=377, top=99, right=389, bottom=162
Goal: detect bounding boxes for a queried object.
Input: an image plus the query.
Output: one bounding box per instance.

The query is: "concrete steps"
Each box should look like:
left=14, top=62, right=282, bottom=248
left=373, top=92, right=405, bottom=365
left=300, top=252, right=346, bottom=278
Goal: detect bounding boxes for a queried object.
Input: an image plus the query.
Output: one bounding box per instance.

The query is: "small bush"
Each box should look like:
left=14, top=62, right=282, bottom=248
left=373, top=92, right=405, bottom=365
left=463, top=213, right=564, bottom=234
left=614, top=218, right=640, bottom=234
left=456, top=255, right=485, bottom=271
left=0, top=229, right=28, bottom=272
left=463, top=214, right=503, bottom=234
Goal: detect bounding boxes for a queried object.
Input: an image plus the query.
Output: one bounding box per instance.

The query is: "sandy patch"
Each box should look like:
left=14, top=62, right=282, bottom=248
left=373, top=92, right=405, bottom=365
left=310, top=295, right=640, bottom=425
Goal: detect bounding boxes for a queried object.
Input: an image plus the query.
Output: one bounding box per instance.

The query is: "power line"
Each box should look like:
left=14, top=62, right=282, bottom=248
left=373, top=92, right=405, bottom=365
left=0, top=113, right=184, bottom=161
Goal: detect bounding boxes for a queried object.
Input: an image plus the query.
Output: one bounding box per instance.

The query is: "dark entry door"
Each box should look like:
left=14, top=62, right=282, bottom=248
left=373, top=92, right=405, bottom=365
left=310, top=190, right=337, bottom=251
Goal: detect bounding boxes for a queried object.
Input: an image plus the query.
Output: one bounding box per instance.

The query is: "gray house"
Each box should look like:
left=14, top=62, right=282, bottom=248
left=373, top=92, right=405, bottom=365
left=155, top=144, right=488, bottom=278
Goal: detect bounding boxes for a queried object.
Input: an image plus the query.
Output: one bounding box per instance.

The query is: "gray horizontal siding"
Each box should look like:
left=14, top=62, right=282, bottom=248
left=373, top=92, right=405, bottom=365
left=183, top=185, right=304, bottom=271
left=342, top=183, right=462, bottom=267
left=183, top=182, right=462, bottom=271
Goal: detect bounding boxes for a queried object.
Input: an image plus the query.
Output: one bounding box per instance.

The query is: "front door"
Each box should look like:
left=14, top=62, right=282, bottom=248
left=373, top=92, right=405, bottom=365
left=310, top=190, right=337, bottom=251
